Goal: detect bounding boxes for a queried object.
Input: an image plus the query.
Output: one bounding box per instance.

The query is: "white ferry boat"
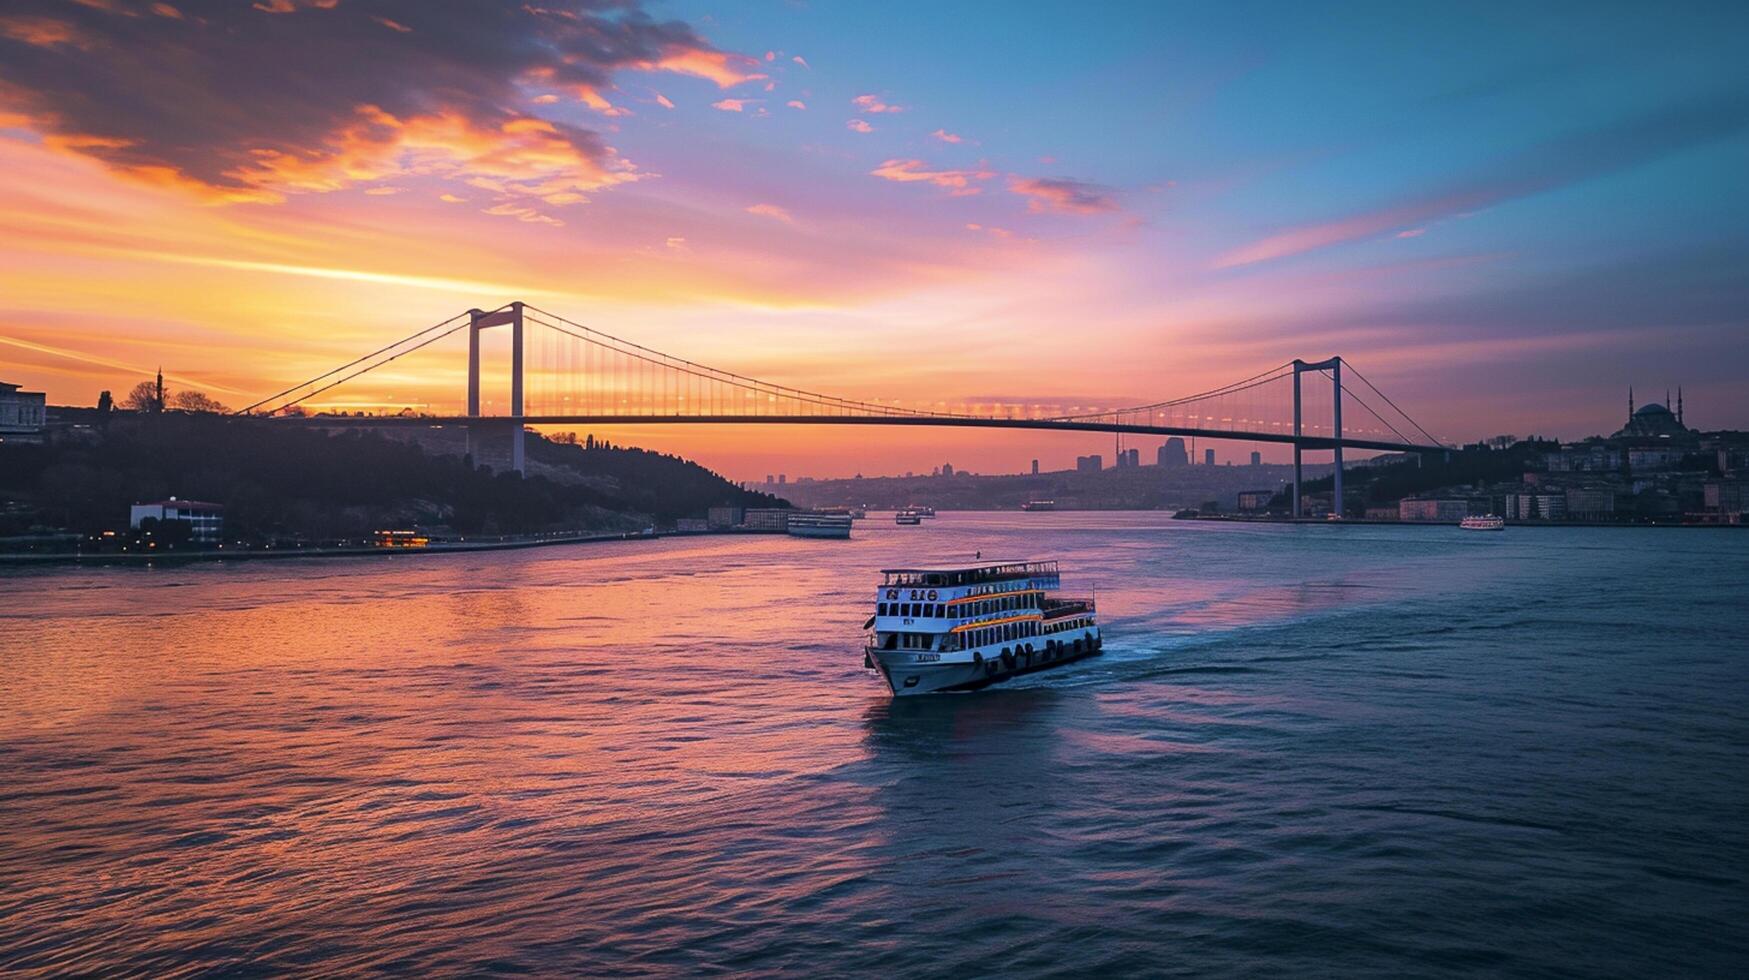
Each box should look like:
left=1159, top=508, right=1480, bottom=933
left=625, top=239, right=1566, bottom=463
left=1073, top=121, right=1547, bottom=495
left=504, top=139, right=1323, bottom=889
left=787, top=512, right=852, bottom=539
left=1021, top=500, right=1056, bottom=512
left=1460, top=514, right=1506, bottom=531
left=895, top=509, right=923, bottom=525
left=864, top=560, right=1101, bottom=696
left=914, top=505, right=937, bottom=519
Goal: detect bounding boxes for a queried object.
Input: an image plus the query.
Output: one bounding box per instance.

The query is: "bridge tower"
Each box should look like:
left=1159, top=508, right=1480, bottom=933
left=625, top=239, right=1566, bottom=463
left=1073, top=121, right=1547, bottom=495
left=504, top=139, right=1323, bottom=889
left=468, top=302, right=525, bottom=474
left=1291, top=357, right=1343, bottom=519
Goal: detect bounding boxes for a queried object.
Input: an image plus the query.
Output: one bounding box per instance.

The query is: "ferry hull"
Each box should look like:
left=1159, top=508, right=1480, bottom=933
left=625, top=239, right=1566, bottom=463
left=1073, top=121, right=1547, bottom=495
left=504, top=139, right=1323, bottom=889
left=870, top=637, right=1102, bottom=696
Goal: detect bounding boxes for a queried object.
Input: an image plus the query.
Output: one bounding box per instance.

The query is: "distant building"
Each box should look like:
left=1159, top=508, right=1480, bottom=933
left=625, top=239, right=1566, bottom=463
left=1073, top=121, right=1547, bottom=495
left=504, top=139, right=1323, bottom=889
left=1703, top=481, right=1744, bottom=515
left=741, top=508, right=789, bottom=531
left=1364, top=505, right=1400, bottom=521
left=1237, top=490, right=1275, bottom=512
left=1250, top=451, right=1262, bottom=466
left=1157, top=438, right=1187, bottom=467
left=942, top=462, right=954, bottom=477
left=1031, top=459, right=1039, bottom=475
left=765, top=474, right=774, bottom=485
left=1126, top=448, right=1140, bottom=468
left=707, top=506, right=744, bottom=528
left=1564, top=487, right=1616, bottom=518
left=1399, top=498, right=1469, bottom=522
left=129, top=497, right=224, bottom=543
left=1076, top=454, right=1102, bottom=473
left=0, top=381, right=47, bottom=444
left=1505, top=492, right=1566, bottom=521
left=1611, top=388, right=1692, bottom=440
left=777, top=474, right=787, bottom=485
left=1204, top=448, right=1215, bottom=466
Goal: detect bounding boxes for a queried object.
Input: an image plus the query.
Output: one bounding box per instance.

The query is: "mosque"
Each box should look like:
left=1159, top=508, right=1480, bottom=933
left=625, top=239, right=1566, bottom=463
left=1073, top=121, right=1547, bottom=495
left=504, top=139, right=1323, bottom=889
left=1612, top=387, right=1695, bottom=442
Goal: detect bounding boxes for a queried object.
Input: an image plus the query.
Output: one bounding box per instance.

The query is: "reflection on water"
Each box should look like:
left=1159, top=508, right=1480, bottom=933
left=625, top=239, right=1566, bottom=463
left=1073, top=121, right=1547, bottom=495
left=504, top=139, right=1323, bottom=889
left=3, top=515, right=1747, bottom=975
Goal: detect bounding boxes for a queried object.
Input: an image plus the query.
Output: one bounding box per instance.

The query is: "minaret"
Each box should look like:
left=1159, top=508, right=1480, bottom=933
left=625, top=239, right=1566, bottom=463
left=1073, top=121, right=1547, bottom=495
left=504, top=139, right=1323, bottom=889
left=155, top=367, right=165, bottom=413
left=1678, top=386, right=1684, bottom=425
left=1628, top=386, right=1634, bottom=416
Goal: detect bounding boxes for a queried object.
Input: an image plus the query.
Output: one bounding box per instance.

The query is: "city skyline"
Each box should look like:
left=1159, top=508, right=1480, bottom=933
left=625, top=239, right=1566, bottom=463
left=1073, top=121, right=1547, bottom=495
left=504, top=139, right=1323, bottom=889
left=2, top=1, right=1746, bottom=478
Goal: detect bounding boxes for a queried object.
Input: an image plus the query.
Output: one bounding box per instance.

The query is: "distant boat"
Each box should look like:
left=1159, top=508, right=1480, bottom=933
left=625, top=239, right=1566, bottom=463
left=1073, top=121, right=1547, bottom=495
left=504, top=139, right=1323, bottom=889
left=1021, top=500, right=1056, bottom=511
left=1461, top=514, right=1506, bottom=531
left=788, top=512, right=852, bottom=539
left=913, top=505, right=937, bottom=519
left=847, top=507, right=867, bottom=520
left=895, top=509, right=923, bottom=525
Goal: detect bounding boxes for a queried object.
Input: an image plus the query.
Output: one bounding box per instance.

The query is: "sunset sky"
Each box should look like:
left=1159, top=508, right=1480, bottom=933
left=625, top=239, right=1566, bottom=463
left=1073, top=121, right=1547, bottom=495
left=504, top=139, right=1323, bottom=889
left=2, top=0, right=1746, bottom=478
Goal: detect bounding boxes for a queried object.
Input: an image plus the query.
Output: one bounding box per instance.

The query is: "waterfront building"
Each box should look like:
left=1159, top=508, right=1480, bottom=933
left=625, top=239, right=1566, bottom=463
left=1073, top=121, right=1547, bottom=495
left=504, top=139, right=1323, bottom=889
left=1564, top=487, right=1617, bottom=518
left=1506, top=492, right=1567, bottom=521
left=1399, top=497, right=1470, bottom=522
left=1704, top=480, right=1745, bottom=515
left=1364, top=505, right=1400, bottom=521
left=0, top=381, right=47, bottom=444
left=707, top=506, right=744, bottom=528
left=129, top=497, right=224, bottom=543
left=740, top=508, right=789, bottom=531
left=1237, top=490, right=1275, bottom=512
left=1157, top=438, right=1187, bottom=467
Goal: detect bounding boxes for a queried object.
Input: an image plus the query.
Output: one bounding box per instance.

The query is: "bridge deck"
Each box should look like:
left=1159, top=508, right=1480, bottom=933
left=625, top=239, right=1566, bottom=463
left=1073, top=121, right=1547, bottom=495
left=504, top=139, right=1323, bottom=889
left=283, top=413, right=1442, bottom=454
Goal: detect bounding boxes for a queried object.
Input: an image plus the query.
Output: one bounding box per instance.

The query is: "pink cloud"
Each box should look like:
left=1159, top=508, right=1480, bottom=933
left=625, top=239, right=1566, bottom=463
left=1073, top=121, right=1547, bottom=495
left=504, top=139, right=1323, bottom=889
left=931, top=128, right=965, bottom=144
left=745, top=202, right=793, bottom=223
left=871, top=158, right=997, bottom=192
left=654, top=92, right=675, bottom=109
left=1008, top=176, right=1119, bottom=214
left=1396, top=227, right=1427, bottom=238
left=712, top=98, right=753, bottom=112
left=786, top=100, right=806, bottom=110
left=846, top=118, right=873, bottom=133
left=852, top=94, right=903, bottom=114
left=791, top=55, right=810, bottom=69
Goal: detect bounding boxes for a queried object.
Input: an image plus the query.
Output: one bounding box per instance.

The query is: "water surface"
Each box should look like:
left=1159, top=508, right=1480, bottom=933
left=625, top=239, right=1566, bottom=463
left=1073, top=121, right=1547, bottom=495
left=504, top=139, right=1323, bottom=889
left=3, top=515, right=1746, bottom=975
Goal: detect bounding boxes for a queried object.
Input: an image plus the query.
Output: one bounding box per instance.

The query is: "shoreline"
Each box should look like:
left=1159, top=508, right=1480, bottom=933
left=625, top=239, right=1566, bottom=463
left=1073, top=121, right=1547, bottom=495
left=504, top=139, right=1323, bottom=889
left=0, top=528, right=776, bottom=567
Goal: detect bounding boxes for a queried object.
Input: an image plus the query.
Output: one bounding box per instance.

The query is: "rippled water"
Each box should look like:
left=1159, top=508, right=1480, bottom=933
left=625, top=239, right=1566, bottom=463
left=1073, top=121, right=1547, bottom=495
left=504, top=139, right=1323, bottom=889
left=3, top=514, right=1747, bottom=976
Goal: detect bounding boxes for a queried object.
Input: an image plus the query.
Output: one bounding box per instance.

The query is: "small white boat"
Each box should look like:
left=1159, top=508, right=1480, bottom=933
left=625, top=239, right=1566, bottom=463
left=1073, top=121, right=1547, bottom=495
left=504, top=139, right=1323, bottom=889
left=1460, top=514, right=1506, bottom=531
left=787, top=512, right=852, bottom=539
left=894, top=509, right=923, bottom=525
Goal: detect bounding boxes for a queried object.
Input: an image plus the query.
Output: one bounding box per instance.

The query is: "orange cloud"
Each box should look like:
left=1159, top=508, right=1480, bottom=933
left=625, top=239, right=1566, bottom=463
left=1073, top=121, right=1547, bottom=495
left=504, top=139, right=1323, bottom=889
left=0, top=16, right=85, bottom=48
left=745, top=203, right=793, bottom=223
left=871, top=159, right=996, bottom=193
left=371, top=15, right=411, bottom=33
left=1008, top=176, right=1119, bottom=214
left=640, top=47, right=766, bottom=88
left=213, top=104, right=640, bottom=217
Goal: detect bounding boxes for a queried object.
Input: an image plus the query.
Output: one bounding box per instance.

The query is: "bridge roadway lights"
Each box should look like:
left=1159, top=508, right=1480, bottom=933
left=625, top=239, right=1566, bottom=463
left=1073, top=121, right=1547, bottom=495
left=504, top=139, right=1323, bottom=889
left=468, top=302, right=525, bottom=475
left=1291, top=357, right=1343, bottom=520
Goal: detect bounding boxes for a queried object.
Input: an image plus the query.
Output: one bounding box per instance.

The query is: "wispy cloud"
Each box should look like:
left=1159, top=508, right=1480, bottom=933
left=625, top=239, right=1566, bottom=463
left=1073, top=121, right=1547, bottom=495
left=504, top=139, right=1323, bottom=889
left=852, top=94, right=903, bottom=114
left=871, top=158, right=996, bottom=193
left=846, top=119, right=873, bottom=133
left=1009, top=176, right=1119, bottom=214
left=712, top=98, right=754, bottom=112
left=786, top=100, right=806, bottom=110
left=1214, top=89, right=1749, bottom=268
left=931, top=128, right=967, bottom=144
left=745, top=203, right=793, bottom=223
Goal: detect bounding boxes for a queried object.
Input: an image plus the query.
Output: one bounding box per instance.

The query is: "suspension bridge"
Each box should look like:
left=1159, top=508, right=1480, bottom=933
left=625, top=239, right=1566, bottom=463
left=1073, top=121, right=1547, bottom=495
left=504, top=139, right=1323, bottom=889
left=236, top=301, right=1449, bottom=518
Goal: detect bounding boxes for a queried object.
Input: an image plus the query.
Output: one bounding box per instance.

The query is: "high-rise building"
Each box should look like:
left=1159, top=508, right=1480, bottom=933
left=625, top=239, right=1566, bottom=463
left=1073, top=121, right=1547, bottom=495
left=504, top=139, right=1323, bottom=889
left=1126, top=448, right=1140, bottom=467
left=765, top=474, right=774, bottom=485
left=1076, top=454, right=1103, bottom=473
left=1157, top=438, right=1187, bottom=467
left=1204, top=448, right=1216, bottom=466
left=1250, top=451, right=1262, bottom=466
left=778, top=474, right=787, bottom=485
left=1031, top=459, right=1039, bottom=475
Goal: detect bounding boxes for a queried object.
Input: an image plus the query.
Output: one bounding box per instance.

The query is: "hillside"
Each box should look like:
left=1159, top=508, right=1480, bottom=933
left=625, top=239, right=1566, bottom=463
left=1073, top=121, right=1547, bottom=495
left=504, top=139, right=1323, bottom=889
left=0, top=415, right=783, bottom=546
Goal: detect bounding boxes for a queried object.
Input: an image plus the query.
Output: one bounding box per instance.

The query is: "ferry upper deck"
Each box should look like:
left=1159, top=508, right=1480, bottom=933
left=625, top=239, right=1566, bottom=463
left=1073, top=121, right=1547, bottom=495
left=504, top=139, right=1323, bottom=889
left=878, top=561, right=1060, bottom=588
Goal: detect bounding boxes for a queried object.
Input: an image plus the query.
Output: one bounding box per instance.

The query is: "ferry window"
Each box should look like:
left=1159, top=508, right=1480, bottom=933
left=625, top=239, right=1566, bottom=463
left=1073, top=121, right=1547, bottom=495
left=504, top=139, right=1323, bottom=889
left=901, top=603, right=912, bottom=617
left=877, top=603, right=888, bottom=616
